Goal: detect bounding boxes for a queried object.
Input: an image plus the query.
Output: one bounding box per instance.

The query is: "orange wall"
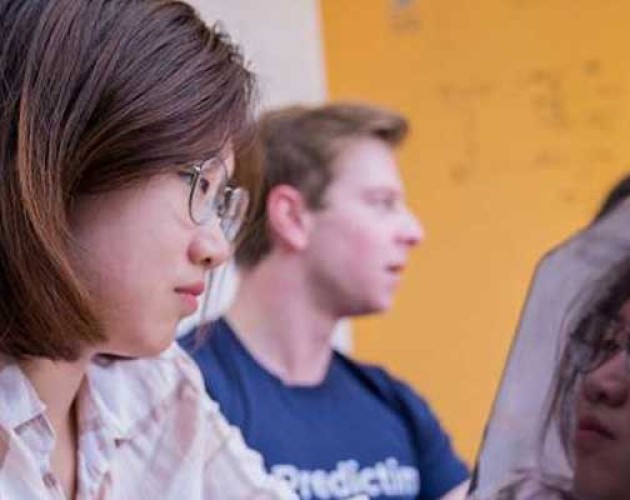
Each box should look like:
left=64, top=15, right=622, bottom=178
left=321, top=0, right=630, bottom=463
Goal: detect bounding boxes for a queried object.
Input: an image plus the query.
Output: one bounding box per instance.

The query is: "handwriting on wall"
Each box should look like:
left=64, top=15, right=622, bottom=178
left=390, top=0, right=422, bottom=33
left=436, top=58, right=625, bottom=190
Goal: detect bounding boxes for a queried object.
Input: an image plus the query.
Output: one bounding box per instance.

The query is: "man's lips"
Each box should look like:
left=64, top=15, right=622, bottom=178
left=387, top=263, right=406, bottom=274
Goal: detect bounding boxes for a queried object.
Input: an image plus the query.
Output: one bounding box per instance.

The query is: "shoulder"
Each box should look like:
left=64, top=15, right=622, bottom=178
left=89, top=347, right=297, bottom=499
left=491, top=469, right=575, bottom=500
left=87, top=343, right=215, bottom=429
left=336, top=353, right=469, bottom=494
left=92, top=341, right=205, bottom=388
left=334, top=352, right=433, bottom=412
left=333, top=350, right=395, bottom=383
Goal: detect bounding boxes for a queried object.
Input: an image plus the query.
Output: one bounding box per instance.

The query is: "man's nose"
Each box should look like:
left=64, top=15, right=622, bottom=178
left=400, top=209, right=425, bottom=248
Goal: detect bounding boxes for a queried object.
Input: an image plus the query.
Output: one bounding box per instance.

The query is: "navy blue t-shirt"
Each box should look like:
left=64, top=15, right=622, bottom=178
left=179, top=319, right=468, bottom=500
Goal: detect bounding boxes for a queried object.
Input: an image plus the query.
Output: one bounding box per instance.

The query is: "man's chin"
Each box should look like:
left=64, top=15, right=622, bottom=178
left=345, top=297, right=394, bottom=317
left=372, top=292, right=396, bottom=313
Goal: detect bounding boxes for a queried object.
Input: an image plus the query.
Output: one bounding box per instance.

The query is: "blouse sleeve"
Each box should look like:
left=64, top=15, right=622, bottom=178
left=175, top=344, right=297, bottom=499
left=201, top=395, right=298, bottom=499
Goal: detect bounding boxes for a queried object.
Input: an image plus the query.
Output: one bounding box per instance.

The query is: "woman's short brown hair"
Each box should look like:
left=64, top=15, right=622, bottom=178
left=234, top=102, right=408, bottom=268
left=0, top=0, right=256, bottom=360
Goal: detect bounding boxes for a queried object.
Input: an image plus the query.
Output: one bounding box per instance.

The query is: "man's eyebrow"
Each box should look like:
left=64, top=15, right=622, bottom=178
left=362, top=186, right=403, bottom=196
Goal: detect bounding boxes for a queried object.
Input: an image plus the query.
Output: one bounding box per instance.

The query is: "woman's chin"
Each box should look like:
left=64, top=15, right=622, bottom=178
left=98, top=330, right=176, bottom=359
left=573, top=464, right=623, bottom=500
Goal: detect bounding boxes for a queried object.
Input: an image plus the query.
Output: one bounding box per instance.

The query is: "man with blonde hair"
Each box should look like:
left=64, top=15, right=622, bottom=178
left=180, top=103, right=469, bottom=500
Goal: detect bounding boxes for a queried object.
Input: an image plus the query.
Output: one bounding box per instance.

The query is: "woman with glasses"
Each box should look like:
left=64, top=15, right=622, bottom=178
left=495, top=257, right=630, bottom=499
left=0, top=0, right=294, bottom=498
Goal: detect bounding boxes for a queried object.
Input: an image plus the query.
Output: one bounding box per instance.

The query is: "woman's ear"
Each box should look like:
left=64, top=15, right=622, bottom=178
left=266, top=185, right=312, bottom=252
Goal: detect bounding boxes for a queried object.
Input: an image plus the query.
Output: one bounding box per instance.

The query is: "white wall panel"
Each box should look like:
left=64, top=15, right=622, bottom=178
left=188, top=0, right=327, bottom=108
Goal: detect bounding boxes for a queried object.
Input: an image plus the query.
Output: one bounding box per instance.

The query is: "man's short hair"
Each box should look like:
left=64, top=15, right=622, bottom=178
left=235, top=102, right=408, bottom=268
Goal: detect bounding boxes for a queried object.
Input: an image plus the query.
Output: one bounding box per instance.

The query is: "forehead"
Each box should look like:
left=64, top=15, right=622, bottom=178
left=328, top=137, right=403, bottom=191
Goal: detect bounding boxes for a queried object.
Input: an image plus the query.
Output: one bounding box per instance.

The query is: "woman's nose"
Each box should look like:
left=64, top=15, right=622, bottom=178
left=188, top=220, right=231, bottom=270
left=582, top=351, right=630, bottom=407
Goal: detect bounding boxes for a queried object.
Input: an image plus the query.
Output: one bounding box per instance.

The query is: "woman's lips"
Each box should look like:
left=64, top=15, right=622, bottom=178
left=175, top=282, right=205, bottom=314
left=175, top=282, right=205, bottom=297
left=177, top=292, right=199, bottom=314
left=578, top=415, right=615, bottom=439
left=574, top=414, right=616, bottom=453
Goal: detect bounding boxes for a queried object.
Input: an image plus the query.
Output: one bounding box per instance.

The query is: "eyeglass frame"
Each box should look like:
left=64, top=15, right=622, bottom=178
left=569, top=311, right=630, bottom=375
left=183, top=157, right=249, bottom=241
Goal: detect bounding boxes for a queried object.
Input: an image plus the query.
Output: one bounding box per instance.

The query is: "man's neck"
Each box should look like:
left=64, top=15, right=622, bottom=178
left=226, top=262, right=341, bottom=386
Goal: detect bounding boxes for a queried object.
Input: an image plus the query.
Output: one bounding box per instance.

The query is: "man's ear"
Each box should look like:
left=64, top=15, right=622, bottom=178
left=267, top=185, right=312, bottom=252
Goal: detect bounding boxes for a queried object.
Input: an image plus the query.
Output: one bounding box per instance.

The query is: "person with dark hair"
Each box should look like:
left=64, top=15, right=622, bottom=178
left=493, top=257, right=630, bottom=499
left=593, top=174, right=630, bottom=223
left=0, top=0, right=295, bottom=497
left=180, top=103, right=469, bottom=500
left=470, top=171, right=630, bottom=499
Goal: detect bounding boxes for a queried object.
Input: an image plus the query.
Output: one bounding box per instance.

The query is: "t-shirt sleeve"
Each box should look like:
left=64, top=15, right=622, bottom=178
left=388, top=375, right=469, bottom=499
left=344, top=360, right=469, bottom=500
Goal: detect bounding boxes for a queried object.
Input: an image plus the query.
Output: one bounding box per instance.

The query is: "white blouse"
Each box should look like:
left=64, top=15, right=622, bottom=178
left=0, top=345, right=296, bottom=499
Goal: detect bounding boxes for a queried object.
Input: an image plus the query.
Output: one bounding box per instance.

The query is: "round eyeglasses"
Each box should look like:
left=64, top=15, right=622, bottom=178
left=569, top=312, right=630, bottom=375
left=183, top=157, right=249, bottom=242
